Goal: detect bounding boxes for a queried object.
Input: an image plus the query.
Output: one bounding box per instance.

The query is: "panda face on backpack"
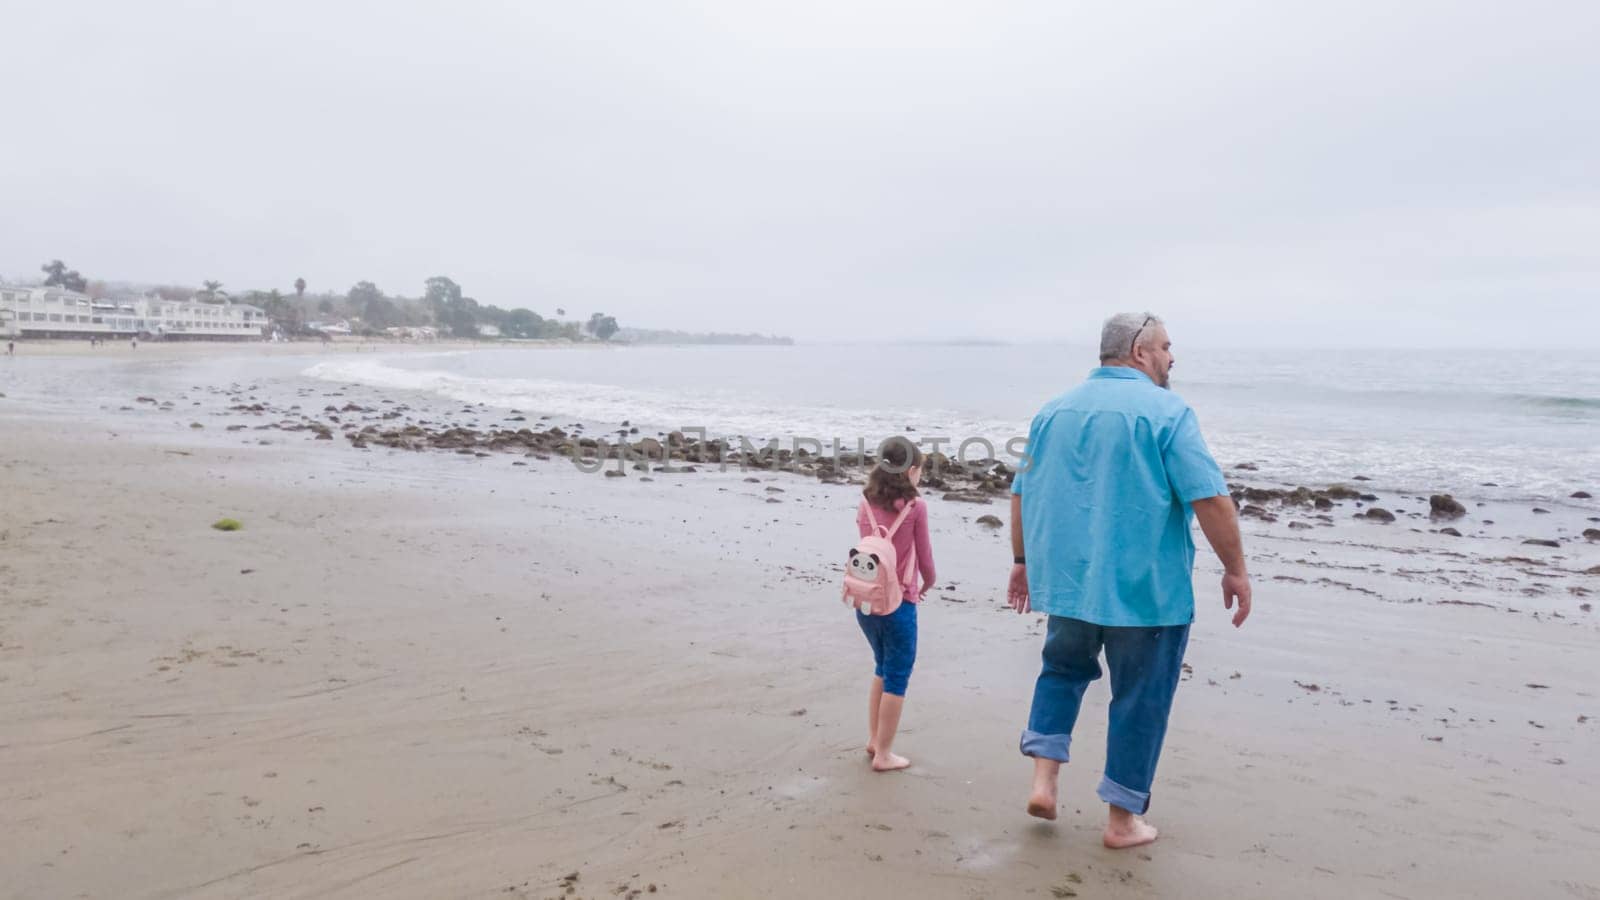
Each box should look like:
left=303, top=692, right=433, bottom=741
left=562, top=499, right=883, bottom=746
left=841, top=499, right=917, bottom=616
left=847, top=549, right=880, bottom=582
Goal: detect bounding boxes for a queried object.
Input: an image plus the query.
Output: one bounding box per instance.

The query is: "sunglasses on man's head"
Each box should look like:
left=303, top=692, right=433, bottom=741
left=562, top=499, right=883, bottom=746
left=1129, top=317, right=1154, bottom=355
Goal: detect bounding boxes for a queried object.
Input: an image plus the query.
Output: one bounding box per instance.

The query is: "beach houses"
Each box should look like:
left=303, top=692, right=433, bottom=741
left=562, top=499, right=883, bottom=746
left=0, top=285, right=22, bottom=337
left=0, top=286, right=267, bottom=341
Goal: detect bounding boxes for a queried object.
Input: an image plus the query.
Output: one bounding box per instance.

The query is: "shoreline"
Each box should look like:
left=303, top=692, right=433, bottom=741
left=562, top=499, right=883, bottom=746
left=7, top=341, right=1591, bottom=509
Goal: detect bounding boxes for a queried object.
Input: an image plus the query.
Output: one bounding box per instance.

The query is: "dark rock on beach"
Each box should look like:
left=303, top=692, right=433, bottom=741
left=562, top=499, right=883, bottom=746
left=1439, top=527, right=1462, bottom=537
left=1573, top=491, right=1593, bottom=499
left=1240, top=505, right=1278, bottom=523
left=975, top=515, right=1003, bottom=528
left=942, top=490, right=992, bottom=505
left=1583, top=529, right=1600, bottom=541
left=1236, top=486, right=1284, bottom=504
left=1362, top=508, right=1397, bottom=524
left=1522, top=538, right=1560, bottom=548
left=1429, top=494, right=1467, bottom=521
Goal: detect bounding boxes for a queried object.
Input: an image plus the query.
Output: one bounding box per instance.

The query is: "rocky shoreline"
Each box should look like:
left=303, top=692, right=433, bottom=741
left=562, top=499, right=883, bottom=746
left=173, top=385, right=1026, bottom=500
left=127, top=382, right=1600, bottom=554
left=1225, top=469, right=1599, bottom=546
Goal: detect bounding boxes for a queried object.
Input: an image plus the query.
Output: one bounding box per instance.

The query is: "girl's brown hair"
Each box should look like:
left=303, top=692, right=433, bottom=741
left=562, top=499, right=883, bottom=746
left=863, top=437, right=924, bottom=508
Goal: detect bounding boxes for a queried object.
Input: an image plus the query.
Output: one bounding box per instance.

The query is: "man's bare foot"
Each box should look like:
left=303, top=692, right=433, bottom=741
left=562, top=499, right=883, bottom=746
left=865, top=744, right=878, bottom=759
left=1026, top=788, right=1057, bottom=820
left=871, top=751, right=911, bottom=772
left=1102, top=816, right=1159, bottom=849
left=1027, top=757, right=1062, bottom=820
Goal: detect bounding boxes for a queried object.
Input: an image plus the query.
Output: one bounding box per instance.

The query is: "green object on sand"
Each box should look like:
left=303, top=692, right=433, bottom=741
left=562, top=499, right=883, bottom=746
left=211, top=518, right=243, bottom=532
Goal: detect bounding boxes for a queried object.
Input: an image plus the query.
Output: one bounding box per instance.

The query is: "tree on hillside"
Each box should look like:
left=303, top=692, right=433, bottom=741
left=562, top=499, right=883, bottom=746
left=249, top=289, right=306, bottom=335
left=586, top=312, right=620, bottom=341
left=41, top=260, right=88, bottom=293
left=424, top=276, right=463, bottom=312
left=424, top=277, right=482, bottom=338
left=293, top=277, right=306, bottom=298
left=198, top=280, right=228, bottom=303
left=446, top=296, right=482, bottom=338
left=363, top=297, right=401, bottom=331
left=347, top=281, right=382, bottom=309
left=556, top=307, right=566, bottom=317
left=347, top=281, right=399, bottom=331
left=503, top=308, right=545, bottom=339
left=318, top=298, right=335, bottom=315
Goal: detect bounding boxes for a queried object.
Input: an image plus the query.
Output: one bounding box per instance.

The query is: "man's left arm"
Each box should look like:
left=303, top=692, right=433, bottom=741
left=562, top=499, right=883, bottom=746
left=1163, top=408, right=1252, bottom=627
left=1192, top=495, right=1251, bottom=627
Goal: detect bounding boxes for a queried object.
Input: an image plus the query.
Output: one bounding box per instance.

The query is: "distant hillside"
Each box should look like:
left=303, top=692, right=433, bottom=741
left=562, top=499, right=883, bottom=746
left=616, top=328, right=793, bottom=346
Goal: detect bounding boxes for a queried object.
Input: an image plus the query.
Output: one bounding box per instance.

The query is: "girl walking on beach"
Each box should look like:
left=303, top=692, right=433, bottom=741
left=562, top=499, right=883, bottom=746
left=849, top=438, right=936, bottom=772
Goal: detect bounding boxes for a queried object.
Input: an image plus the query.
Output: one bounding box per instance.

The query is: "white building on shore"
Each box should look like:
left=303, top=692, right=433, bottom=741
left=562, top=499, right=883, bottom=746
left=0, top=286, right=267, bottom=341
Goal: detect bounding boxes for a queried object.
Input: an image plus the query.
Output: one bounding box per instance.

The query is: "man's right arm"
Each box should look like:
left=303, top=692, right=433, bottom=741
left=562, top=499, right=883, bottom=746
left=1007, top=492, right=1029, bottom=614
left=1191, top=495, right=1251, bottom=627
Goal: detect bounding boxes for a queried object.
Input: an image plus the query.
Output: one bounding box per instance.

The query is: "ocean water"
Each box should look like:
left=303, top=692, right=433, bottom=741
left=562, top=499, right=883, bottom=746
left=302, top=343, right=1600, bottom=505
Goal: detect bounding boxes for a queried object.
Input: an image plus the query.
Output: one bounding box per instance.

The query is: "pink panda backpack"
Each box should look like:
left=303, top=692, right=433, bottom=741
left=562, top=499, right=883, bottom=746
left=842, top=499, right=918, bottom=616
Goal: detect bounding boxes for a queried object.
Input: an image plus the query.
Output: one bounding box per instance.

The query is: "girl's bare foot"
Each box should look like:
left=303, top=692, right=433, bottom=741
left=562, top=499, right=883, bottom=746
left=1102, top=815, right=1159, bottom=849
left=865, top=744, right=878, bottom=760
left=871, top=751, right=911, bottom=772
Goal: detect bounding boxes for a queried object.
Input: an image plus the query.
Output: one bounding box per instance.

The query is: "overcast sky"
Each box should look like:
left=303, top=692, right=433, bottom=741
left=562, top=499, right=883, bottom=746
left=4, top=1, right=1596, bottom=346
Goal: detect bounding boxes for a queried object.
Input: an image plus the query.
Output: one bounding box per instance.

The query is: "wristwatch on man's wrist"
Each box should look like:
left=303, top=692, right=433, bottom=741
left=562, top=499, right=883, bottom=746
left=1014, top=556, right=1026, bottom=565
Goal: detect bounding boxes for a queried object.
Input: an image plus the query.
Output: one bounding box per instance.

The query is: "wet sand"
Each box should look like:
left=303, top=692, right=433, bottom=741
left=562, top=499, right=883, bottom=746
left=2, top=358, right=1598, bottom=899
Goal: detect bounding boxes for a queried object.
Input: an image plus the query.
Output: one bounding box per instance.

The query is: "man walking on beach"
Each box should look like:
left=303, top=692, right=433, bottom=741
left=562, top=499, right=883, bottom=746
left=1007, top=312, right=1251, bottom=849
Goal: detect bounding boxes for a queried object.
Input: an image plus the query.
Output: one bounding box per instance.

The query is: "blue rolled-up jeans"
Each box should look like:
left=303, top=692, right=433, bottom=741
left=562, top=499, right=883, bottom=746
left=1020, top=616, right=1190, bottom=814
left=857, top=601, right=917, bottom=696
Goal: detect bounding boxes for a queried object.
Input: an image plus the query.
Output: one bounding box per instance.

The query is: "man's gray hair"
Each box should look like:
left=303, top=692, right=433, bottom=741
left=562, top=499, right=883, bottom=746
left=1099, top=312, right=1164, bottom=362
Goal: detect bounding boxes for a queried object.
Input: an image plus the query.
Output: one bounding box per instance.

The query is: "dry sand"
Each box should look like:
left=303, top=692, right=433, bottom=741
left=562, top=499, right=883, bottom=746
left=2, top=379, right=1599, bottom=899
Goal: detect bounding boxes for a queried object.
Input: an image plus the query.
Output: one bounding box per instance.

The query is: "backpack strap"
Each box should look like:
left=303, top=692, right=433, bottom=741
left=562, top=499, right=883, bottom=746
left=883, top=498, right=917, bottom=539
left=899, top=543, right=918, bottom=594
left=860, top=499, right=882, bottom=536
left=889, top=500, right=919, bottom=592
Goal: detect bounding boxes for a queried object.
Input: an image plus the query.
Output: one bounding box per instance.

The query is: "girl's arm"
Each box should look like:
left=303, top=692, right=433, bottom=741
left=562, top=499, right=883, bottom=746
left=857, top=501, right=872, bottom=539
left=914, top=502, right=936, bottom=588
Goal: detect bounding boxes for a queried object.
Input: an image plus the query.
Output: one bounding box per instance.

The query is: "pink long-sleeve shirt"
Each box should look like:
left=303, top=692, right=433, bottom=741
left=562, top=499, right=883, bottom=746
left=857, top=497, right=937, bottom=603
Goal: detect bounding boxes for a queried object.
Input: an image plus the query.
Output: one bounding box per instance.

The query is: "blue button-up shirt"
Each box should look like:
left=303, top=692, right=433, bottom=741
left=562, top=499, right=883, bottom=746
left=1011, top=366, right=1229, bottom=627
